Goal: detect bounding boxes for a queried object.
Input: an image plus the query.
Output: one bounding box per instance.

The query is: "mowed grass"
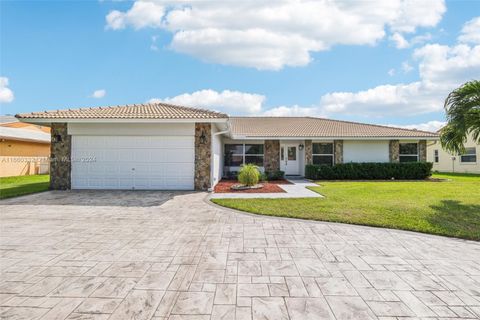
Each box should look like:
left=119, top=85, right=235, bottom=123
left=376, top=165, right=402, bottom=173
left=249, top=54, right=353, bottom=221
left=212, top=173, right=480, bottom=240
left=0, top=175, right=50, bottom=200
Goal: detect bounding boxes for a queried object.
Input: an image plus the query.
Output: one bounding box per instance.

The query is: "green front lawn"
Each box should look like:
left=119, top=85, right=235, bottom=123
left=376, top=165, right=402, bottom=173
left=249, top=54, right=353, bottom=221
left=0, top=175, right=50, bottom=200
left=212, top=173, right=480, bottom=240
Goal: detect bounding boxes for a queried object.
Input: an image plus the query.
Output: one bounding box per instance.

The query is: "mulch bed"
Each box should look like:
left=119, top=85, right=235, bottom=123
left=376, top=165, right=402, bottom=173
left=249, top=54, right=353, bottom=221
left=214, top=179, right=291, bottom=193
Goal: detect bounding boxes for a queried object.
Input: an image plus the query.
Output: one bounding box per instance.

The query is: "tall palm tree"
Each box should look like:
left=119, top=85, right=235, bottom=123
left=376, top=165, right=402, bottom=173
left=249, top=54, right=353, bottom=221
left=440, top=80, right=480, bottom=154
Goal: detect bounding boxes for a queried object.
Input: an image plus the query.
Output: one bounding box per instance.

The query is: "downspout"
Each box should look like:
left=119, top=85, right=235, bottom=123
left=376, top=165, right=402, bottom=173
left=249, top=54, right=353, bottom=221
left=213, top=130, right=229, bottom=136
left=209, top=122, right=230, bottom=192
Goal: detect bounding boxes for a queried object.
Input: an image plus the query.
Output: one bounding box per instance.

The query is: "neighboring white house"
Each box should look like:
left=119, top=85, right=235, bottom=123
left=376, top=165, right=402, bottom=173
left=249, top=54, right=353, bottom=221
left=427, top=133, right=479, bottom=173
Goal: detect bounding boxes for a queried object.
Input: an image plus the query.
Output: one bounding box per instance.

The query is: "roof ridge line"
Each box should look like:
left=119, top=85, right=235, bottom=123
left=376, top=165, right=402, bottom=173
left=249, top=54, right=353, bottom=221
left=304, top=116, right=438, bottom=135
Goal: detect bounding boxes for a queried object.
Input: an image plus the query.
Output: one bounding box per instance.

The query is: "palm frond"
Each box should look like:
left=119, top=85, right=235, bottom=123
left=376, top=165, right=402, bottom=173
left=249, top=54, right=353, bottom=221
left=441, top=80, right=480, bottom=154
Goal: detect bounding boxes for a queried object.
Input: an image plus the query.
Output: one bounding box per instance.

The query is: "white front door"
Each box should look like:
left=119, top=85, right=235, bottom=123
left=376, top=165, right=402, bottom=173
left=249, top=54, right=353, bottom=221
left=280, top=144, right=299, bottom=175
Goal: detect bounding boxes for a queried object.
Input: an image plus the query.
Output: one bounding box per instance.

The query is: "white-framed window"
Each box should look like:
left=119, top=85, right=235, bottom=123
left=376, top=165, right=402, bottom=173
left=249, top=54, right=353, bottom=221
left=434, top=149, right=439, bottom=163
left=460, top=147, right=477, bottom=163
left=399, top=143, right=418, bottom=162
left=312, top=142, right=334, bottom=166
left=224, top=143, right=264, bottom=167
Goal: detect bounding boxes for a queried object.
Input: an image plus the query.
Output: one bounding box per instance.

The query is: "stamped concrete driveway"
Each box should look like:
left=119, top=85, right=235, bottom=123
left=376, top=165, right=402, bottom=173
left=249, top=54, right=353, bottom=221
left=1, top=191, right=480, bottom=320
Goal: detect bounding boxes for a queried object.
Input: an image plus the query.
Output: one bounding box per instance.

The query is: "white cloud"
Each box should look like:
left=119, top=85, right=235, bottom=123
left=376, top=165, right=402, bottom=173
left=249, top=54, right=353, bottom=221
left=458, top=17, right=480, bottom=44
left=256, top=18, right=480, bottom=119
left=150, top=35, right=159, bottom=51
left=149, top=89, right=266, bottom=114
left=319, top=81, right=442, bottom=116
left=388, top=69, right=396, bottom=76
left=390, top=33, right=409, bottom=49
left=0, top=77, right=14, bottom=103
left=387, top=120, right=446, bottom=132
left=401, top=61, right=414, bottom=73
left=316, top=20, right=480, bottom=118
left=91, top=89, right=106, bottom=99
left=106, top=1, right=165, bottom=30
left=106, top=0, right=445, bottom=70
left=263, top=105, right=321, bottom=117
left=390, top=32, right=432, bottom=49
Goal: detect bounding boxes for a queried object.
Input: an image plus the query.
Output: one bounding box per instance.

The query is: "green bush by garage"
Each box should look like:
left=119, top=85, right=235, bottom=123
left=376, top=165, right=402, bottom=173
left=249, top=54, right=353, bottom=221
left=305, top=162, right=433, bottom=180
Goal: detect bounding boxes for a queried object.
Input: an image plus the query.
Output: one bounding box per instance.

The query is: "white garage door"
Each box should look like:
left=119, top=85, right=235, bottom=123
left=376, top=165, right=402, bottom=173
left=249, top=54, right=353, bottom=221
left=71, top=135, right=194, bottom=190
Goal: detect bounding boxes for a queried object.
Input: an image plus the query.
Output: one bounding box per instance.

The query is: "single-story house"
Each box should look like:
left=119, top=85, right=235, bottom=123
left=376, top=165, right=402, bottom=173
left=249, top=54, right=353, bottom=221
left=427, top=132, right=479, bottom=173
left=1, top=116, right=51, bottom=177
left=16, top=103, right=439, bottom=190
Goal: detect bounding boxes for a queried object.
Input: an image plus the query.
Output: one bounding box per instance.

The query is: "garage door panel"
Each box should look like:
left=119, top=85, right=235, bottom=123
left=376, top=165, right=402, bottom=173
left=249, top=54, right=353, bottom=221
left=165, top=148, right=194, bottom=162
left=149, top=149, right=167, bottom=161
left=72, top=135, right=194, bottom=190
left=117, top=150, right=136, bottom=162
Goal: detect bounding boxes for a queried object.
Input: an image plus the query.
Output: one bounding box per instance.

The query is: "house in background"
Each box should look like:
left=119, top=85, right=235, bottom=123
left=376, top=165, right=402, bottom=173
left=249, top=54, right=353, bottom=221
left=427, top=132, right=479, bottom=173
left=0, top=116, right=51, bottom=177
left=16, top=103, right=439, bottom=191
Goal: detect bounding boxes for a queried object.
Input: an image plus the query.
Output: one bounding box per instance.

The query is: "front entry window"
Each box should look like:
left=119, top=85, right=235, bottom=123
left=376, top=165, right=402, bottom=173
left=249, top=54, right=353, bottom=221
left=280, top=143, right=300, bottom=175
left=224, top=144, right=244, bottom=166
left=312, top=142, right=334, bottom=166
left=224, top=143, right=264, bottom=167
left=399, top=143, right=418, bottom=162
left=245, top=144, right=264, bottom=166
left=288, top=146, right=297, bottom=160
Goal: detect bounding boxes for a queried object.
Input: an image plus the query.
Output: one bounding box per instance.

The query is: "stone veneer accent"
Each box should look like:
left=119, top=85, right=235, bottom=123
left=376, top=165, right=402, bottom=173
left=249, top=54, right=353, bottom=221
left=304, top=140, right=312, bottom=165
left=389, top=140, right=400, bottom=163
left=50, top=123, right=71, bottom=190
left=264, top=140, right=280, bottom=172
left=334, top=140, right=343, bottom=164
left=194, top=123, right=211, bottom=191
left=419, top=140, right=427, bottom=162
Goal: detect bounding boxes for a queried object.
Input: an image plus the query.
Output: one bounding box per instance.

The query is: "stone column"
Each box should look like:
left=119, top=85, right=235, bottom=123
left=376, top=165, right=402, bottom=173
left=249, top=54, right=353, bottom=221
left=264, top=140, right=280, bottom=172
left=389, top=140, right=400, bottom=163
left=50, top=123, right=71, bottom=190
left=334, top=140, right=343, bottom=164
left=418, top=140, right=427, bottom=162
left=195, top=123, right=212, bottom=191
left=304, top=140, right=312, bottom=165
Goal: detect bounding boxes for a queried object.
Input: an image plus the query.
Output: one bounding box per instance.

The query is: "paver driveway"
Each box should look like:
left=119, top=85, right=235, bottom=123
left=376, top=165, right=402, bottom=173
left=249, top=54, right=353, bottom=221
left=1, top=191, right=480, bottom=320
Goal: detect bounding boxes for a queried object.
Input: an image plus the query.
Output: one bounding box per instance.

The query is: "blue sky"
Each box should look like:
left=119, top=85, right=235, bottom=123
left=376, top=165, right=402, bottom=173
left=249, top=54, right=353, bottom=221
left=1, top=0, right=479, bottom=131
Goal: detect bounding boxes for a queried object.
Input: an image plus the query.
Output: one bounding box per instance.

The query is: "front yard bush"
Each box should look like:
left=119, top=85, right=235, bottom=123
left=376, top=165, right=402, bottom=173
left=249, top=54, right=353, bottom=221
left=238, top=164, right=260, bottom=186
left=265, top=170, right=285, bottom=180
left=305, top=162, right=433, bottom=180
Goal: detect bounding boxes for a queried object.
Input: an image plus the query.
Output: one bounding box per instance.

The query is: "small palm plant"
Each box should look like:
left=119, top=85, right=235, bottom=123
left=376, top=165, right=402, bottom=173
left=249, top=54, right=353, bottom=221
left=238, top=164, right=260, bottom=186
left=440, top=80, right=480, bottom=154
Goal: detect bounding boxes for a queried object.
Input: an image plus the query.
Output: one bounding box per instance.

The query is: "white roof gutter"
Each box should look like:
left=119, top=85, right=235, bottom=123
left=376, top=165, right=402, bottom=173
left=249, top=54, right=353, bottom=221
left=229, top=135, right=439, bottom=140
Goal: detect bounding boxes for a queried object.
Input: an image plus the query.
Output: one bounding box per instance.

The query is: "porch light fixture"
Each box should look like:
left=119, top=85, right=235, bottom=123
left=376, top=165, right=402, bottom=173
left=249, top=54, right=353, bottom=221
left=53, top=134, right=62, bottom=143
left=299, top=144, right=304, bottom=150
left=199, top=130, right=207, bottom=145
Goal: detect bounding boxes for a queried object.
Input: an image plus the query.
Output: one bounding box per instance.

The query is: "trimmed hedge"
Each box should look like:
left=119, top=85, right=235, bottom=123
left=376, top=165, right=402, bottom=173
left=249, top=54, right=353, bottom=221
left=305, top=162, right=433, bottom=180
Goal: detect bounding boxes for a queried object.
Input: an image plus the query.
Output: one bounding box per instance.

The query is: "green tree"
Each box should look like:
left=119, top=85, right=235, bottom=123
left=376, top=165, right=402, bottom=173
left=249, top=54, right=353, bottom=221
left=440, top=80, right=480, bottom=154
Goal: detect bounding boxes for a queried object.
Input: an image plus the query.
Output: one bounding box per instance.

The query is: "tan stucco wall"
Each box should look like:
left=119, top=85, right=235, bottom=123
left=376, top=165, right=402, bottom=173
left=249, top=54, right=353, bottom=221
left=0, top=139, right=50, bottom=157
left=0, top=140, right=50, bottom=177
left=427, top=134, right=479, bottom=173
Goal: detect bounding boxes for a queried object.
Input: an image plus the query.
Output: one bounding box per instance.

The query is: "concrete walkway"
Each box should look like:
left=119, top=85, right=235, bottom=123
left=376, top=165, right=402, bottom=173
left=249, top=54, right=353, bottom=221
left=1, top=191, right=479, bottom=320
left=210, top=179, right=322, bottom=199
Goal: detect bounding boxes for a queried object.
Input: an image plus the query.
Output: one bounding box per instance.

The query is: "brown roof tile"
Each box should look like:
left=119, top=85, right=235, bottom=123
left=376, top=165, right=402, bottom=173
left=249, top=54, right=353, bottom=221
left=230, top=117, right=439, bottom=138
left=15, top=102, right=228, bottom=120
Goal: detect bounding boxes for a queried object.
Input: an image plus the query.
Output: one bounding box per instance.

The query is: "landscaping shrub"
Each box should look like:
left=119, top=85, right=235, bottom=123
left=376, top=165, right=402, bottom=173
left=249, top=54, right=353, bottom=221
left=225, top=171, right=238, bottom=180
left=305, top=162, right=433, bottom=180
left=238, top=164, right=261, bottom=186
left=265, top=170, right=285, bottom=180
left=259, top=172, right=268, bottom=182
